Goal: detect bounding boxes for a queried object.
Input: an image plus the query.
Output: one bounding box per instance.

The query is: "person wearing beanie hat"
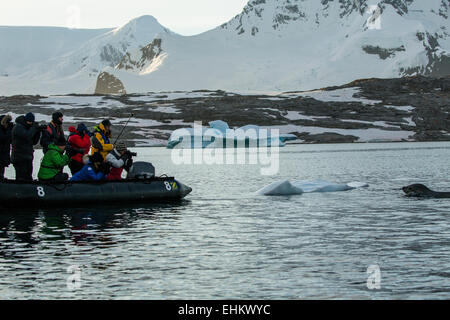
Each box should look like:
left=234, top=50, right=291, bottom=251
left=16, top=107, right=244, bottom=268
left=40, top=111, right=65, bottom=154
left=52, top=112, right=63, bottom=125
left=77, top=123, right=91, bottom=136
left=70, top=152, right=108, bottom=182
left=11, top=113, right=44, bottom=181
left=0, top=114, right=14, bottom=179
left=105, top=141, right=134, bottom=180
left=91, top=119, right=114, bottom=160
left=101, top=119, right=112, bottom=127
left=55, top=137, right=67, bottom=147
left=24, top=113, right=35, bottom=124
left=115, top=142, right=127, bottom=153
left=68, top=126, right=77, bottom=137
left=37, top=138, right=70, bottom=182
left=67, top=123, right=92, bottom=175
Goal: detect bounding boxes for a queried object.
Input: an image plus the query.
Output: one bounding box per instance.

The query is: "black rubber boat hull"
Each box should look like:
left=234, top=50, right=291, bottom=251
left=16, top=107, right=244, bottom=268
left=0, top=177, right=192, bottom=208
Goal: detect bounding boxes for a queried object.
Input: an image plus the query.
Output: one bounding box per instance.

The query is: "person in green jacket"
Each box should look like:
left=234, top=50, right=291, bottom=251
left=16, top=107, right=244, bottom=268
left=38, top=138, right=71, bottom=182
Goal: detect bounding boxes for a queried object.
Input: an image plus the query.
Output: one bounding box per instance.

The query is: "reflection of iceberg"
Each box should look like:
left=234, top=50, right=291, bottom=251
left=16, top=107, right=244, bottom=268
left=167, top=120, right=298, bottom=149
left=257, top=179, right=368, bottom=196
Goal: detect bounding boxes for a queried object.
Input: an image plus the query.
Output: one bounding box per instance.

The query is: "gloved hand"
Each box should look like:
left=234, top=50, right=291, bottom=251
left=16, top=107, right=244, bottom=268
left=124, top=158, right=133, bottom=172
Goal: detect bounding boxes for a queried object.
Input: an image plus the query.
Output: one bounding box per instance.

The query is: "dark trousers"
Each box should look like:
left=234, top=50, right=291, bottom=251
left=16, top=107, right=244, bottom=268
left=69, top=161, right=84, bottom=175
left=39, top=172, right=69, bottom=183
left=0, top=166, right=5, bottom=179
left=13, top=161, right=33, bottom=181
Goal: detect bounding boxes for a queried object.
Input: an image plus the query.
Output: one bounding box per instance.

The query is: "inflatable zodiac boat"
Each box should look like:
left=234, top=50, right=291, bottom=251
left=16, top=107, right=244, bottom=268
left=0, top=162, right=192, bottom=208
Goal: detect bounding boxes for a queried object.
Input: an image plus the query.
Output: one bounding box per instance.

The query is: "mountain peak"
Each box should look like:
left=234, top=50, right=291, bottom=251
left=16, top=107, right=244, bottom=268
left=128, top=15, right=160, bottom=27
left=114, top=15, right=172, bottom=36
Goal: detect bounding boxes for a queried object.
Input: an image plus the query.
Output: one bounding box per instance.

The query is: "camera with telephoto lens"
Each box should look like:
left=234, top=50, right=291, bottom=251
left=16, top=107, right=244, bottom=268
left=35, top=124, right=48, bottom=131
left=122, top=151, right=137, bottom=159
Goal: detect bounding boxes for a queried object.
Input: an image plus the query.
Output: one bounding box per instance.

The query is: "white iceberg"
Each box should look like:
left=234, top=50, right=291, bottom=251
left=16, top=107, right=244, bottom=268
left=257, top=179, right=368, bottom=196
left=167, top=120, right=298, bottom=149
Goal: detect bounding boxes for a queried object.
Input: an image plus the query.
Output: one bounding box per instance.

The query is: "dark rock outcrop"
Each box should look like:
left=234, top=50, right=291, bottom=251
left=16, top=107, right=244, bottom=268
left=117, top=39, right=163, bottom=71
left=95, top=72, right=126, bottom=95
left=362, top=45, right=406, bottom=60
left=297, top=132, right=359, bottom=144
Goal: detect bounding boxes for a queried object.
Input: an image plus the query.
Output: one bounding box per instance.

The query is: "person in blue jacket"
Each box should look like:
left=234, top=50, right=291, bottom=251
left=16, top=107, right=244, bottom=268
left=70, top=152, right=110, bottom=182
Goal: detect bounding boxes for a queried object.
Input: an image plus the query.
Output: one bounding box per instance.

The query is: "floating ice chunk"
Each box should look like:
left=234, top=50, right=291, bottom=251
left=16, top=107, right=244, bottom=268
left=279, top=134, right=298, bottom=143
left=256, top=180, right=304, bottom=196
left=167, top=120, right=298, bottom=149
left=291, top=180, right=354, bottom=192
left=209, top=120, right=230, bottom=134
left=257, top=180, right=368, bottom=196
left=167, top=127, right=221, bottom=149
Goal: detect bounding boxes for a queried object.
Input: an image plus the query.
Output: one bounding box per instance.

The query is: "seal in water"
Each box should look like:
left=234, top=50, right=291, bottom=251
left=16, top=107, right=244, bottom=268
left=402, top=184, right=450, bottom=198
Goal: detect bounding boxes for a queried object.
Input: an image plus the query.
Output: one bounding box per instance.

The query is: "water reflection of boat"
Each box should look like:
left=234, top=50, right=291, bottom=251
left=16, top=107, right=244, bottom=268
left=0, top=177, right=192, bottom=208
left=0, top=202, right=188, bottom=248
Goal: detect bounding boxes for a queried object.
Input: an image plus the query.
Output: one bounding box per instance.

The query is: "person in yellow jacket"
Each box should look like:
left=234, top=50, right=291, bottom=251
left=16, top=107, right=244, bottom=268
left=91, top=119, right=114, bottom=160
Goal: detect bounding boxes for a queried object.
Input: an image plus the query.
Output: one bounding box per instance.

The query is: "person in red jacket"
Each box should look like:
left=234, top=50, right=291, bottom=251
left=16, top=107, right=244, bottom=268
left=67, top=123, right=92, bottom=175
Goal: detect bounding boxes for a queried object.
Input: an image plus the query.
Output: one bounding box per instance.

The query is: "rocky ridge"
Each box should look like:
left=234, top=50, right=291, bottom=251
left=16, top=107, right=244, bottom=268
left=0, top=76, right=449, bottom=146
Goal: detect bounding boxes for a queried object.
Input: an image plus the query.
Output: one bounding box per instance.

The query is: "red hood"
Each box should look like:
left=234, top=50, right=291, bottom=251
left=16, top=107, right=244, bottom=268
left=68, top=126, right=78, bottom=134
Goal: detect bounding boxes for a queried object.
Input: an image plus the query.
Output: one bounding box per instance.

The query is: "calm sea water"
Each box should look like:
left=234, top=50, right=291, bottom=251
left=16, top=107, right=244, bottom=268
left=1, top=142, right=450, bottom=299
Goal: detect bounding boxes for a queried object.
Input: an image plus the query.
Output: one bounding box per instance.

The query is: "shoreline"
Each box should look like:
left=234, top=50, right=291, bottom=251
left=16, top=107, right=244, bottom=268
left=1, top=76, right=449, bottom=147
left=129, top=139, right=450, bottom=149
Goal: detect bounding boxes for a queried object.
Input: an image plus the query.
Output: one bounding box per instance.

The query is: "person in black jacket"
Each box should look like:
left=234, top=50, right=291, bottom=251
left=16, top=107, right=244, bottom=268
left=40, top=111, right=65, bottom=154
left=11, top=113, right=46, bottom=181
left=0, top=114, right=14, bottom=179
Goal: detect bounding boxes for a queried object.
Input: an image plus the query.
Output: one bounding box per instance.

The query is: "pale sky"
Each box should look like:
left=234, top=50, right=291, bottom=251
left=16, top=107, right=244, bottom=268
left=0, top=0, right=249, bottom=35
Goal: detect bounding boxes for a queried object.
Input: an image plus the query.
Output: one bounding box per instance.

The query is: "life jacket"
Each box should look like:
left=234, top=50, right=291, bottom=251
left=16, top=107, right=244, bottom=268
left=47, top=122, right=64, bottom=139
left=41, top=121, right=65, bottom=153
left=90, top=123, right=114, bottom=159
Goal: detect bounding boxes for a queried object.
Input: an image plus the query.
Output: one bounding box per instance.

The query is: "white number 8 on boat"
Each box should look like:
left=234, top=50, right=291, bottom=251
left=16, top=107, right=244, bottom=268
left=37, top=186, right=46, bottom=197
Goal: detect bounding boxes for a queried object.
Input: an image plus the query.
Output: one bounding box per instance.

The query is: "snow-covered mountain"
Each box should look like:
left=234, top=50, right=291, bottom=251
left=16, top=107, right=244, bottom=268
left=0, top=26, right=111, bottom=76
left=0, top=0, right=449, bottom=96
left=0, top=16, right=173, bottom=95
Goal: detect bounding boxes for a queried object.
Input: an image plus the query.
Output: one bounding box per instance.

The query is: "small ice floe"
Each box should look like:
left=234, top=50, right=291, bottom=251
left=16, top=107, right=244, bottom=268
left=257, top=179, right=368, bottom=196
left=167, top=120, right=298, bottom=149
